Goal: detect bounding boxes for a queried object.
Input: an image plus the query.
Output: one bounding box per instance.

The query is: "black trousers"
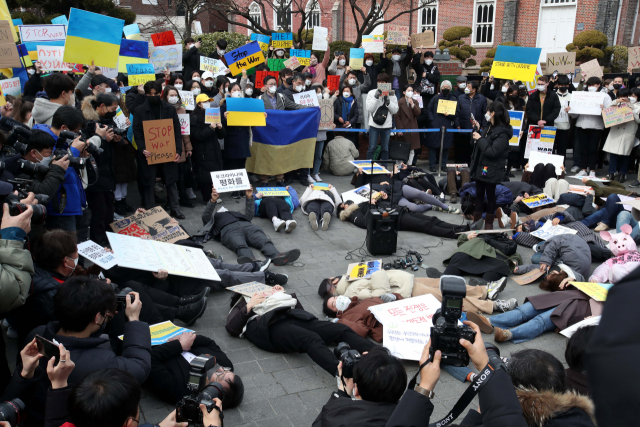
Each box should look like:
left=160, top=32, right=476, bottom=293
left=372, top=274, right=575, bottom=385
left=258, top=197, right=292, bottom=221
left=531, top=163, right=557, bottom=189
left=86, top=191, right=115, bottom=247
left=475, top=180, right=497, bottom=216
left=220, top=221, right=279, bottom=260
left=453, top=133, right=472, bottom=164
left=400, top=212, right=468, bottom=238
left=554, top=129, right=571, bottom=159
left=405, top=175, right=441, bottom=195
left=224, top=157, right=247, bottom=171
left=306, top=200, right=333, bottom=218
left=177, top=160, right=193, bottom=200
left=444, top=265, right=503, bottom=282
left=266, top=317, right=374, bottom=375
left=577, top=127, right=602, bottom=171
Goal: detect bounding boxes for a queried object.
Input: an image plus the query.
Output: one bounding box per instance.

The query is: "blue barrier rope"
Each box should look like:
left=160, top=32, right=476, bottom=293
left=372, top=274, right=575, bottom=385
left=333, top=128, right=473, bottom=133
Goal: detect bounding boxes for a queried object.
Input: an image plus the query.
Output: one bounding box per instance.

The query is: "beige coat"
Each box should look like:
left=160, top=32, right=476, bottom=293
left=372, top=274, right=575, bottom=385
left=603, top=102, right=640, bottom=156
left=336, top=269, right=414, bottom=299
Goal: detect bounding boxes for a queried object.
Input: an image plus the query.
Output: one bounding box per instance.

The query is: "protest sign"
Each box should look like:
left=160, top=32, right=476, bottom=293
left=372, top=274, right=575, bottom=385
left=0, top=21, right=20, bottom=68
left=342, top=185, right=371, bottom=204
left=18, top=24, right=66, bottom=42
left=179, top=90, right=195, bottom=111
left=127, top=62, right=155, bottom=85
left=387, top=24, right=409, bottom=45
left=580, top=58, right=603, bottom=79
left=629, top=46, right=640, bottom=70
left=545, top=52, right=576, bottom=74
left=602, top=105, right=634, bottom=128
left=490, top=45, right=541, bottom=82
left=51, top=15, right=68, bottom=26
left=224, top=41, right=265, bottom=76
left=522, top=194, right=555, bottom=209
left=282, top=56, right=300, bottom=70
left=312, top=26, right=328, bottom=51
left=327, top=75, right=339, bottom=91
left=570, top=91, right=606, bottom=115
left=200, top=57, right=226, bottom=75
left=568, top=185, right=592, bottom=195
left=350, top=160, right=390, bottom=174
left=560, top=316, right=601, bottom=338
left=77, top=240, right=118, bottom=270
left=509, top=111, right=524, bottom=146
left=293, top=89, right=319, bottom=107
left=531, top=220, right=579, bottom=240
left=0, top=77, right=20, bottom=97
left=368, top=293, right=441, bottom=325
left=110, top=207, right=188, bottom=243
left=290, top=48, right=311, bottom=66
left=524, top=125, right=556, bottom=158
left=210, top=169, right=251, bottom=193
left=178, top=114, right=190, bottom=135
left=226, top=97, right=266, bottom=127
left=569, top=175, right=610, bottom=182
left=151, top=30, right=176, bottom=47
left=411, top=31, right=434, bottom=47
left=378, top=83, right=391, bottom=97
left=100, top=66, right=118, bottom=79
left=142, top=119, right=176, bottom=165
left=107, top=232, right=221, bottom=280
left=227, top=281, right=274, bottom=297
left=255, top=70, right=279, bottom=89
left=312, top=183, right=330, bottom=191
left=117, top=41, right=149, bottom=73
left=384, top=321, right=431, bottom=361
left=113, top=107, right=129, bottom=129
left=512, top=269, right=545, bottom=286
left=272, top=32, right=293, bottom=48
left=319, top=99, right=334, bottom=130
left=36, top=45, right=76, bottom=71
left=63, top=8, right=123, bottom=68
left=149, top=44, right=182, bottom=72
left=256, top=187, right=289, bottom=197
left=571, top=282, right=612, bottom=302
left=413, top=93, right=423, bottom=108
left=437, top=99, right=457, bottom=115
left=205, top=107, right=221, bottom=124
left=527, top=152, right=564, bottom=175
left=250, top=33, right=270, bottom=51
left=347, top=260, right=382, bottom=281
left=349, top=48, right=364, bottom=69
left=119, top=321, right=195, bottom=346
left=362, top=34, right=384, bottom=53
left=123, top=23, right=141, bottom=40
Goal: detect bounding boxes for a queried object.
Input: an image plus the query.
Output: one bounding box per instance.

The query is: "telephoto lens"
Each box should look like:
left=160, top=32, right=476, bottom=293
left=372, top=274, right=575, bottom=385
left=0, top=398, right=25, bottom=425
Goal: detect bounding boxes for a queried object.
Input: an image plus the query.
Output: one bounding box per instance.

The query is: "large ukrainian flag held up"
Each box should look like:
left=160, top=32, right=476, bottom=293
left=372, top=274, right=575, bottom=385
left=246, top=109, right=321, bottom=176
left=490, top=45, right=542, bottom=83
left=63, top=8, right=124, bottom=68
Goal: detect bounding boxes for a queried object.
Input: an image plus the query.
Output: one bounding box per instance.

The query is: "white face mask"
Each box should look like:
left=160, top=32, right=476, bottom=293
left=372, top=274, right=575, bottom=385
left=186, top=44, right=194, bottom=50
left=36, top=150, right=53, bottom=166
left=268, top=86, right=277, bottom=94
left=485, top=112, right=492, bottom=122
left=335, top=295, right=351, bottom=312
left=587, top=86, right=598, bottom=92
left=65, top=256, right=79, bottom=275
left=405, top=91, right=413, bottom=98
left=339, top=60, right=346, bottom=65
left=201, top=102, right=210, bottom=109
left=295, top=85, right=304, bottom=92
left=310, top=58, right=317, bottom=65
left=348, top=78, right=356, bottom=85
left=27, top=69, right=35, bottom=75
left=343, top=92, right=351, bottom=98
left=65, top=92, right=76, bottom=106
left=490, top=84, right=495, bottom=90
left=174, top=84, right=183, bottom=90
left=104, top=87, right=112, bottom=93
left=501, top=86, right=508, bottom=93
left=204, top=80, right=214, bottom=88
left=425, top=59, right=433, bottom=65
left=608, top=84, right=614, bottom=91
left=168, top=96, right=179, bottom=104
left=191, top=88, right=201, bottom=95
left=245, top=89, right=253, bottom=96
left=231, top=91, right=241, bottom=98
left=392, top=55, right=401, bottom=61
left=217, top=49, right=225, bottom=55
left=224, top=87, right=229, bottom=93
left=537, top=84, right=546, bottom=92
left=630, top=97, right=638, bottom=104
left=458, top=83, right=466, bottom=89
left=323, top=93, right=330, bottom=99
left=365, top=60, right=373, bottom=66
left=276, top=50, right=284, bottom=57
left=464, top=88, right=470, bottom=94
left=193, top=76, right=201, bottom=82
left=305, top=79, right=311, bottom=86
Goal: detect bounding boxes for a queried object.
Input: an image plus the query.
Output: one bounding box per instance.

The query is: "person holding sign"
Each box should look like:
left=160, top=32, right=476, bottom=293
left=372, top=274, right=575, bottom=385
left=305, top=39, right=331, bottom=85
left=602, top=88, right=640, bottom=183
left=395, top=84, right=423, bottom=165
left=553, top=75, right=572, bottom=159
left=182, top=37, right=205, bottom=83
left=333, top=84, right=359, bottom=134
left=425, top=80, right=460, bottom=172
left=381, top=45, right=413, bottom=100
left=328, top=52, right=348, bottom=78
left=411, top=48, right=440, bottom=110
left=365, top=73, right=399, bottom=161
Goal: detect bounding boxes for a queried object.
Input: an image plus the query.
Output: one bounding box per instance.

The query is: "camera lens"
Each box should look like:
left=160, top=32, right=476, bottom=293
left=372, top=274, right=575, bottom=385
left=0, top=398, right=26, bottom=425
left=333, top=342, right=351, bottom=359
left=199, top=382, right=224, bottom=402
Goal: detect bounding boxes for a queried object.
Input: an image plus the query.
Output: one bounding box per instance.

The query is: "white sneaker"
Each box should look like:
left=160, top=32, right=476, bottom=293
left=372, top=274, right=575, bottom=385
left=285, top=220, right=297, bottom=233
left=576, top=170, right=588, bottom=177
left=185, top=188, right=197, bottom=199
left=272, top=217, right=285, bottom=232
left=307, top=175, right=316, bottom=184
left=313, top=174, right=322, bottom=182
left=113, top=212, right=124, bottom=220
left=571, top=166, right=580, bottom=173
left=589, top=170, right=596, bottom=178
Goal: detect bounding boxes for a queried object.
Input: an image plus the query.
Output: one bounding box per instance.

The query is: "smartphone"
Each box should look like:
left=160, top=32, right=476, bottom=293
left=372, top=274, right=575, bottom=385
left=197, top=38, right=202, bottom=42
left=481, top=72, right=489, bottom=77
left=35, top=335, right=60, bottom=363
left=552, top=70, right=558, bottom=78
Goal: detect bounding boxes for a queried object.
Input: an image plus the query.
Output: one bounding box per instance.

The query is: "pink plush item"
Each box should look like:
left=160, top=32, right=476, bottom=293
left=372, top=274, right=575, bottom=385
left=591, top=224, right=640, bottom=283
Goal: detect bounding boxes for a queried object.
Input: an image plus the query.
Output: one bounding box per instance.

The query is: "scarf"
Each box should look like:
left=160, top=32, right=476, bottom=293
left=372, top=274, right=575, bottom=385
left=341, top=96, right=353, bottom=122
left=309, top=64, right=317, bottom=76
left=392, top=59, right=402, bottom=77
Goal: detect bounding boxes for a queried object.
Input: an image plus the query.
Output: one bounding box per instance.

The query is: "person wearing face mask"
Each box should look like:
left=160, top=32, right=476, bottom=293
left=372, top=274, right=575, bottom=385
left=425, top=80, right=460, bottom=172
left=457, top=80, right=488, bottom=164
left=382, top=45, right=414, bottom=100
left=453, top=75, right=468, bottom=98
left=200, top=71, right=218, bottom=99
left=186, top=79, right=204, bottom=98
left=276, top=68, right=293, bottom=94
left=267, top=46, right=288, bottom=71
left=182, top=38, right=205, bottom=84
left=305, top=40, right=331, bottom=85
left=328, top=52, right=349, bottom=78
left=628, top=88, right=640, bottom=187
left=170, top=75, right=184, bottom=91
left=189, top=70, right=202, bottom=83
left=361, top=50, right=388, bottom=91
left=394, top=84, right=422, bottom=164
left=259, top=75, right=305, bottom=111
left=334, top=85, right=359, bottom=146
left=281, top=72, right=307, bottom=101
left=28, top=73, right=77, bottom=126
left=481, top=75, right=507, bottom=101
left=238, top=68, right=256, bottom=99
left=602, top=88, right=640, bottom=183
left=552, top=75, right=573, bottom=160
left=525, top=75, right=561, bottom=128
left=338, top=68, right=371, bottom=147
left=302, top=72, right=313, bottom=90
left=495, top=84, right=527, bottom=173
left=411, top=48, right=440, bottom=111
left=208, top=38, right=229, bottom=63
left=16, top=129, right=68, bottom=201
left=90, top=74, right=116, bottom=97
left=608, top=77, right=624, bottom=101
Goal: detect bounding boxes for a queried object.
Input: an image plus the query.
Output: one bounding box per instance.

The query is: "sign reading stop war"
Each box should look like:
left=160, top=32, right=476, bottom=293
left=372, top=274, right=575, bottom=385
left=143, top=119, right=176, bottom=165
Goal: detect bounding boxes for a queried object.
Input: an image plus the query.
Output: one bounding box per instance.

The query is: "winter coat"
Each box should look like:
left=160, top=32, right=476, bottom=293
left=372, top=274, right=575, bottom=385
left=337, top=295, right=403, bottom=342
left=190, top=106, right=226, bottom=184
left=322, top=136, right=359, bottom=176
left=335, top=269, right=414, bottom=299
left=539, top=233, right=592, bottom=279
left=11, top=266, right=62, bottom=339
left=501, top=181, right=543, bottom=198
left=220, top=103, right=251, bottom=159
left=425, top=92, right=461, bottom=148
left=300, top=185, right=342, bottom=215
left=366, top=89, right=399, bottom=129
left=28, top=97, right=63, bottom=126
left=182, top=46, right=204, bottom=80
left=327, top=58, right=347, bottom=78
left=312, top=389, right=398, bottom=427
left=458, top=93, right=488, bottom=129
left=260, top=92, right=304, bottom=110
left=333, top=96, right=359, bottom=128
left=381, top=48, right=413, bottom=89
left=194, top=197, right=255, bottom=242
left=410, top=53, right=440, bottom=104
left=470, top=123, right=512, bottom=184
left=339, top=72, right=371, bottom=124
left=526, top=89, right=562, bottom=126
left=513, top=388, right=596, bottom=427
left=0, top=232, right=33, bottom=313
left=254, top=187, right=299, bottom=216
left=171, top=104, right=193, bottom=163
left=602, top=102, right=640, bottom=156
left=358, top=59, right=388, bottom=91
left=16, top=163, right=66, bottom=201
left=46, top=146, right=86, bottom=215
left=443, top=234, right=521, bottom=270
left=395, top=97, right=422, bottom=150
left=309, top=45, right=331, bottom=85
left=459, top=182, right=514, bottom=206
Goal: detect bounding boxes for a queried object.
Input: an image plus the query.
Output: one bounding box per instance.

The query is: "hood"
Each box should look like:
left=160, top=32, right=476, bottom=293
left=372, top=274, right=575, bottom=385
left=516, top=387, right=596, bottom=427
left=491, top=124, right=514, bottom=138
left=339, top=201, right=361, bottom=221
left=81, top=95, right=100, bottom=121
left=32, top=98, right=62, bottom=124
left=43, top=321, right=110, bottom=349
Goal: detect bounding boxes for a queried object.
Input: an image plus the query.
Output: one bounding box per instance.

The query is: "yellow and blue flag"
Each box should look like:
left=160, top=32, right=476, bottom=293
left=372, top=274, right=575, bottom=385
left=17, top=44, right=33, bottom=67
left=250, top=33, right=270, bottom=52
left=225, top=97, right=266, bottom=126
left=51, top=15, right=68, bottom=26
left=63, top=8, right=124, bottom=68
left=123, top=24, right=141, bottom=40
left=540, top=126, right=557, bottom=144
left=118, top=39, right=149, bottom=73
left=12, top=18, right=22, bottom=34
left=224, top=41, right=265, bottom=76
left=245, top=108, right=321, bottom=175
left=22, top=40, right=63, bottom=61
left=490, top=45, right=542, bottom=82
left=508, top=111, right=524, bottom=146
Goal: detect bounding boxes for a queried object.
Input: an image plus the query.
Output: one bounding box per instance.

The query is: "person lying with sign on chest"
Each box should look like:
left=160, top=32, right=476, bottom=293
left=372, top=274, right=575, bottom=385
left=252, top=185, right=300, bottom=233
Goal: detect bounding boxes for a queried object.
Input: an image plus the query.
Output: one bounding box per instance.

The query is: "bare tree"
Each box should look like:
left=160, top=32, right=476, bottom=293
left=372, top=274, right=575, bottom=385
left=147, top=0, right=215, bottom=40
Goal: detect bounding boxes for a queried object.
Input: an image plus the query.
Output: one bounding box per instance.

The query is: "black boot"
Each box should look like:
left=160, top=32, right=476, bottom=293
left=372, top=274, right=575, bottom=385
left=175, top=297, right=207, bottom=326
left=178, top=288, right=210, bottom=306
left=179, top=197, right=195, bottom=208
left=170, top=210, right=185, bottom=219
left=124, top=201, right=135, bottom=213
left=608, top=173, right=616, bottom=181
left=114, top=199, right=126, bottom=216
left=618, top=174, right=627, bottom=184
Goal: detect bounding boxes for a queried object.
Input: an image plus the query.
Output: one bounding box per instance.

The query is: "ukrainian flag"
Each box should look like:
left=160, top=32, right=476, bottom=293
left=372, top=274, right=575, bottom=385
left=63, top=8, right=124, bottom=68
left=118, top=39, right=149, bottom=73
left=490, top=45, right=542, bottom=83
left=246, top=108, right=321, bottom=175
left=22, top=41, right=63, bottom=62
left=17, top=44, right=33, bottom=67
left=224, top=42, right=265, bottom=76
left=226, top=98, right=266, bottom=127
left=123, top=24, right=141, bottom=40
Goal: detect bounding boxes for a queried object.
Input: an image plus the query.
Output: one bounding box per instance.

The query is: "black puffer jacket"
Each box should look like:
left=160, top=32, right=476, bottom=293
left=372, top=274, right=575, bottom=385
left=190, top=106, right=226, bottom=184
left=470, top=123, right=512, bottom=184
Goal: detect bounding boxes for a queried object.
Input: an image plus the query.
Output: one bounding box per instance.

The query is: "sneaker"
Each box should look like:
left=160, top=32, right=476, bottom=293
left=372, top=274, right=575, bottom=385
left=431, top=206, right=446, bottom=212
left=272, top=249, right=301, bottom=266
left=589, top=170, right=597, bottom=178
left=204, top=250, right=223, bottom=261
left=178, top=288, right=210, bottom=306
left=237, top=256, right=258, bottom=264
left=447, top=207, right=461, bottom=214
left=309, top=212, right=319, bottom=231
left=486, top=277, right=507, bottom=301
left=494, top=327, right=513, bottom=342
left=306, top=175, right=316, bottom=184
left=594, top=222, right=609, bottom=232
left=494, top=298, right=518, bottom=313
left=154, top=182, right=164, bottom=193
left=273, top=217, right=286, bottom=232
left=571, top=165, right=580, bottom=173
left=322, top=212, right=331, bottom=231
left=510, top=167, right=518, bottom=172
left=576, top=170, right=587, bottom=177
left=113, top=212, right=124, bottom=220
left=629, top=180, right=640, bottom=188
left=470, top=218, right=485, bottom=231
left=313, top=174, right=322, bottom=182
left=510, top=212, right=518, bottom=230
left=258, top=258, right=271, bottom=272
left=439, top=193, right=446, bottom=202
left=466, top=312, right=494, bottom=334
left=175, top=297, right=208, bottom=327
left=468, top=277, right=488, bottom=287
left=425, top=267, right=442, bottom=278
left=186, top=188, right=197, bottom=199
left=265, top=271, right=288, bottom=285
left=285, top=220, right=297, bottom=233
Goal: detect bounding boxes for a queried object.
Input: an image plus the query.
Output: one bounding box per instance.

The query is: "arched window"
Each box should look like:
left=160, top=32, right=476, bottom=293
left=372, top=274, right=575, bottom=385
left=473, top=0, right=495, bottom=45
left=248, top=2, right=261, bottom=34
left=274, top=0, right=292, bottom=31
left=418, top=1, right=437, bottom=45
left=306, top=0, right=321, bottom=28
left=369, top=4, right=384, bottom=35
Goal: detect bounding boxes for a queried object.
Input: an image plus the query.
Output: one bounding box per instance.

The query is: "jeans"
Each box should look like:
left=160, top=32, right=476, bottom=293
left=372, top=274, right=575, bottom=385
left=609, top=153, right=630, bottom=174
left=581, top=194, right=622, bottom=228
left=367, top=127, right=391, bottom=160
left=443, top=365, right=473, bottom=383
left=489, top=302, right=555, bottom=343
left=312, top=140, right=325, bottom=175
left=530, top=241, right=546, bottom=264
left=428, top=149, right=447, bottom=169
left=616, top=210, right=640, bottom=243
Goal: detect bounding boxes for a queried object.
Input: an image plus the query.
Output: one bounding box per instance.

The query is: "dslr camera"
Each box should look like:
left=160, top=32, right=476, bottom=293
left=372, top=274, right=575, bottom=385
left=59, top=130, right=103, bottom=157
left=84, top=120, right=127, bottom=139
left=0, top=192, right=47, bottom=225
left=429, top=275, right=476, bottom=367
left=0, top=116, right=31, bottom=156
left=16, top=158, right=49, bottom=178
left=176, top=355, right=224, bottom=425
left=116, top=287, right=135, bottom=312
left=334, top=342, right=361, bottom=378
left=0, top=398, right=25, bottom=425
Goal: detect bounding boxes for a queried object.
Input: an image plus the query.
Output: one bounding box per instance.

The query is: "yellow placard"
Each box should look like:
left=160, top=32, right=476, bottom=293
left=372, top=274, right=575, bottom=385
left=272, top=39, right=292, bottom=49
left=227, top=111, right=266, bottom=127
left=437, top=99, right=457, bottom=115
left=571, top=282, right=611, bottom=302
left=129, top=74, right=155, bottom=85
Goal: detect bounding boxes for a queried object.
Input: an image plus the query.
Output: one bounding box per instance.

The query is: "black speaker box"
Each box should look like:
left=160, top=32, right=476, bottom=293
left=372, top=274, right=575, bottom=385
left=366, top=209, right=399, bottom=255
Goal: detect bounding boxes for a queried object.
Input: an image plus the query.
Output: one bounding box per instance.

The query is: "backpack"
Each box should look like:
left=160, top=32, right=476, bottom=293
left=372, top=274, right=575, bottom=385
left=480, top=233, right=517, bottom=256
left=372, top=104, right=389, bottom=125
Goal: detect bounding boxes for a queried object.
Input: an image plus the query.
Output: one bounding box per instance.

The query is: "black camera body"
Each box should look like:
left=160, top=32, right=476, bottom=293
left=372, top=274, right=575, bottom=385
left=429, top=275, right=476, bottom=367
left=176, top=355, right=224, bottom=425
left=334, top=342, right=361, bottom=378
left=16, top=159, right=49, bottom=178
left=115, top=287, right=135, bottom=312
left=60, top=130, right=104, bottom=157
left=0, top=192, right=47, bottom=225
left=0, top=117, right=31, bottom=157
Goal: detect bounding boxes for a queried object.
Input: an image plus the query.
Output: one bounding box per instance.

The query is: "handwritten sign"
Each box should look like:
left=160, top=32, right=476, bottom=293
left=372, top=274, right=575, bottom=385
left=327, top=75, right=339, bottom=91
left=36, top=45, right=76, bottom=71
left=570, top=91, right=606, bottom=115
left=512, top=269, right=545, bottom=286
left=179, top=90, right=195, bottom=111
left=368, top=293, right=440, bottom=325
left=629, top=46, right=640, bottom=70
left=411, top=31, right=435, bottom=48
left=571, top=281, right=612, bottom=302
left=256, top=70, right=279, bottom=89
left=282, top=56, right=300, bottom=70
left=522, top=194, right=555, bottom=208
left=378, top=83, right=391, bottom=97
left=0, top=77, right=21, bottom=97
left=110, top=206, right=188, bottom=243
left=579, top=58, right=603, bottom=79
left=546, top=52, right=576, bottom=74
left=18, top=24, right=66, bottom=42
left=362, top=34, right=384, bottom=53
left=211, top=168, right=251, bottom=193
left=227, top=281, right=274, bottom=297
left=250, top=33, right=270, bottom=51
left=77, top=240, right=118, bottom=270
left=271, top=32, right=293, bottom=49
left=384, top=321, right=431, bottom=361
left=319, top=99, right=334, bottom=130
left=293, top=89, right=319, bottom=107
left=602, top=105, right=634, bottom=128
left=531, top=220, right=578, bottom=240
left=143, top=119, right=176, bottom=165
left=205, top=107, right=220, bottom=124
left=437, top=99, right=457, bottom=115
left=178, top=114, right=190, bottom=135
left=312, top=26, right=328, bottom=51
left=151, top=30, right=176, bottom=47
left=387, top=24, right=409, bottom=45
left=527, top=151, right=564, bottom=175
left=349, top=48, right=364, bottom=69
left=290, top=49, right=311, bottom=66
left=149, top=44, right=182, bottom=72
left=0, top=22, right=21, bottom=68
left=224, top=41, right=265, bottom=76
left=347, top=260, right=382, bottom=281
left=200, top=57, right=226, bottom=75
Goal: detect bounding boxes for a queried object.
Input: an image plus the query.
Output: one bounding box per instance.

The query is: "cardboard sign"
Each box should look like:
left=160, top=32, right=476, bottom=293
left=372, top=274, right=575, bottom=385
left=282, top=56, right=300, bottom=70
left=570, top=91, right=606, bottom=115
left=36, top=45, right=76, bottom=71
left=524, top=125, right=556, bottom=158
left=350, top=160, right=390, bottom=174
left=350, top=48, right=364, bottom=69
left=0, top=77, right=21, bottom=97
left=107, top=232, right=221, bottom=281
left=255, top=70, right=279, bottom=89
left=77, top=240, right=118, bottom=270
left=271, top=32, right=293, bottom=49
left=178, top=114, right=190, bottom=135
left=384, top=321, right=431, bottom=361
left=109, top=206, right=188, bottom=243
left=312, top=26, right=328, bottom=51
left=227, top=281, right=274, bottom=297
left=512, top=269, right=545, bottom=286
left=205, top=107, right=220, bottom=124
left=327, top=75, right=339, bottom=91
left=387, top=24, right=409, bottom=45
left=250, top=33, right=271, bottom=51
left=568, top=185, right=592, bottom=195
left=545, top=52, right=576, bottom=74
left=319, top=99, right=334, bottom=130
left=143, top=119, right=176, bottom=165
left=151, top=30, right=176, bottom=47
left=629, top=46, right=640, bottom=70
left=362, top=34, right=384, bottom=53
left=119, top=321, right=195, bottom=346
left=149, top=44, right=181, bottom=72
left=347, top=260, right=382, bottom=281
left=0, top=21, right=21, bottom=68
left=368, top=293, right=440, bottom=325
left=210, top=168, right=251, bottom=193
left=200, top=57, right=226, bottom=75
left=531, top=220, right=578, bottom=240
left=179, top=90, right=195, bottom=111
left=580, top=58, right=603, bottom=79
left=18, top=24, right=66, bottom=42
left=290, top=48, right=311, bottom=66
left=437, top=99, right=457, bottom=115
left=602, top=105, right=634, bottom=128
left=509, top=110, right=524, bottom=146
left=256, top=187, right=289, bottom=197
left=224, top=41, right=265, bottom=76
left=411, top=31, right=435, bottom=48
left=293, top=89, right=319, bottom=107
left=571, top=281, right=612, bottom=302
left=527, top=152, right=564, bottom=175
left=378, top=83, right=391, bottom=97
left=522, top=194, right=554, bottom=208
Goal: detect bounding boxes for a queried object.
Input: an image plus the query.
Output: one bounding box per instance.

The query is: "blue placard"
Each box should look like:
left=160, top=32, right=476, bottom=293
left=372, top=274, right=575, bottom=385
left=272, top=32, right=292, bottom=41
left=51, top=15, right=68, bottom=26
left=290, top=49, right=310, bottom=59
left=250, top=33, right=271, bottom=45
left=126, top=63, right=155, bottom=75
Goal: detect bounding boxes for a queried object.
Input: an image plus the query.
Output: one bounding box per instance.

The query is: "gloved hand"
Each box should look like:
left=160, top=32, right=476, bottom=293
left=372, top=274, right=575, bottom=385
left=374, top=89, right=382, bottom=99
left=384, top=96, right=390, bottom=107
left=380, top=293, right=397, bottom=303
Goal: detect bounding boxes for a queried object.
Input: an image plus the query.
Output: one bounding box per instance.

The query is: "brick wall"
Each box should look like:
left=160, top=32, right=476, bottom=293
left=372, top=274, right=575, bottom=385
left=619, top=0, right=638, bottom=45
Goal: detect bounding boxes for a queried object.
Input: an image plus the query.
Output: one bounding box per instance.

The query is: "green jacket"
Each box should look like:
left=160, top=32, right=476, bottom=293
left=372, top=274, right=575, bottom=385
left=586, top=179, right=631, bottom=199
left=0, top=239, right=34, bottom=313
left=443, top=234, right=521, bottom=271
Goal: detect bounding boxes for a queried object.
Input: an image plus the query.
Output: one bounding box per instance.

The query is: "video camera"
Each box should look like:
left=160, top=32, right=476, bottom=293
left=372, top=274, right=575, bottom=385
left=59, top=129, right=103, bottom=157
left=429, top=275, right=476, bottom=367
left=176, top=355, right=224, bottom=425
left=334, top=342, right=361, bottom=378
left=115, top=287, right=135, bottom=312
left=0, top=116, right=31, bottom=156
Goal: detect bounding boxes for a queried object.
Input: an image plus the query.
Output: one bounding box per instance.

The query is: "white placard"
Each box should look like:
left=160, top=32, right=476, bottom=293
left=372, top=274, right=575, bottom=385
left=77, top=240, right=118, bottom=270
left=200, top=57, right=227, bottom=76
left=525, top=140, right=554, bottom=159
left=368, top=294, right=441, bottom=325
left=113, top=107, right=129, bottom=129
left=341, top=184, right=370, bottom=204
left=530, top=220, right=578, bottom=240
left=210, top=168, right=251, bottom=193
left=312, top=26, right=328, bottom=51
left=384, top=321, right=431, bottom=361
left=412, top=93, right=423, bottom=109
left=568, top=175, right=610, bottom=182
left=569, top=91, right=606, bottom=115
left=149, top=44, right=182, bottom=73
left=179, top=90, right=195, bottom=111
left=555, top=95, right=570, bottom=124
left=18, top=24, right=66, bottom=42
left=178, top=114, right=190, bottom=135
left=36, top=46, right=75, bottom=71
left=293, top=90, right=319, bottom=107
left=560, top=316, right=600, bottom=338
left=527, top=152, right=564, bottom=175
left=100, top=66, right=119, bottom=79
left=107, top=232, right=221, bottom=281
left=0, top=77, right=21, bottom=98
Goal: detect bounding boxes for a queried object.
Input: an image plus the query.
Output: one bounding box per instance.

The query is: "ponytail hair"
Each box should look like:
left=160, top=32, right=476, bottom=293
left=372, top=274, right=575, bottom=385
left=90, top=93, right=119, bottom=110
left=487, top=101, right=510, bottom=127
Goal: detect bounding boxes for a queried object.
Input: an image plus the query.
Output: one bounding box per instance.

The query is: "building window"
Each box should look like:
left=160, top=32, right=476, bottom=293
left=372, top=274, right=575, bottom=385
left=543, top=0, right=576, bottom=3
left=473, top=0, right=494, bottom=44
left=248, top=2, right=261, bottom=34
left=418, top=1, right=437, bottom=44
left=167, top=0, right=171, bottom=7
left=274, top=1, right=292, bottom=31
left=306, top=0, right=321, bottom=28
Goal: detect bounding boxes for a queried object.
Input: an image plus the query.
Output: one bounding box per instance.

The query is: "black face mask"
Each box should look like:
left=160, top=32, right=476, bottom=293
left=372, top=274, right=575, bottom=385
left=103, top=110, right=117, bottom=119
left=148, top=95, right=161, bottom=105
left=441, top=89, right=450, bottom=96
left=613, top=84, right=622, bottom=90
left=286, top=77, right=293, bottom=86
left=509, top=94, right=519, bottom=100
left=558, top=87, right=568, bottom=93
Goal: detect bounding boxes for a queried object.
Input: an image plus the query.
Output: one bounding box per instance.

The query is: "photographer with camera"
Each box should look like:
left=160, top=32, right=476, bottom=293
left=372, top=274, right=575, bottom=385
left=16, top=130, right=68, bottom=202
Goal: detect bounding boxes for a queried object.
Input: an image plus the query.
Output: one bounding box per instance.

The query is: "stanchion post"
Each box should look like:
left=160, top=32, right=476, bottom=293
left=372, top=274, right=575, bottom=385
left=438, top=126, right=446, bottom=177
